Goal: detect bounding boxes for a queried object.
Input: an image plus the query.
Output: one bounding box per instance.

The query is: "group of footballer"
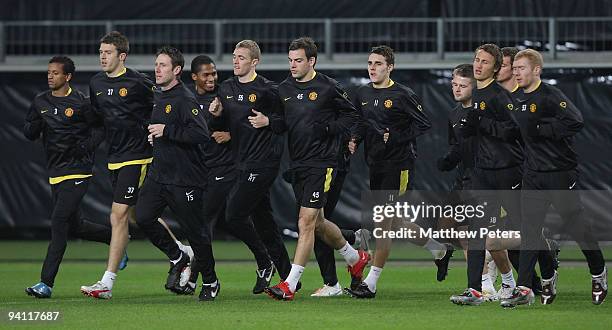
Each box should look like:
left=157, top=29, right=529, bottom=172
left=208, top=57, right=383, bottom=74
left=22, top=31, right=607, bottom=308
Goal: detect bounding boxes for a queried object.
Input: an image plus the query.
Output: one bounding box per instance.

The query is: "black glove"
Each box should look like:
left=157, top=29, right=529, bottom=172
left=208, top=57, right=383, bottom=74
left=537, top=122, right=554, bottom=138
left=458, top=116, right=478, bottom=137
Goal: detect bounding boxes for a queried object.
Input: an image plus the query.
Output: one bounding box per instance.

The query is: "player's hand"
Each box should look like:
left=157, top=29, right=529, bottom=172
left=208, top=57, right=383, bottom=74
left=248, top=109, right=269, bottom=128
left=348, top=138, right=357, bottom=154
left=212, top=131, right=231, bottom=144
left=209, top=97, right=223, bottom=117
left=383, top=128, right=390, bottom=143
left=148, top=133, right=154, bottom=145
left=148, top=124, right=165, bottom=138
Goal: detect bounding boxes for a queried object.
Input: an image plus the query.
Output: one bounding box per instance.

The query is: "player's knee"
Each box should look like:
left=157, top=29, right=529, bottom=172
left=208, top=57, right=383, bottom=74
left=298, top=216, right=316, bottom=234
left=314, top=221, right=325, bottom=236
left=110, top=211, right=129, bottom=227
left=486, top=237, right=502, bottom=251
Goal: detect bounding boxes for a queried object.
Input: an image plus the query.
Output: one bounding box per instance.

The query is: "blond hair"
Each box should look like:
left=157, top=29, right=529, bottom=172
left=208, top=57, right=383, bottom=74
left=235, top=40, right=261, bottom=60
left=515, top=49, right=543, bottom=69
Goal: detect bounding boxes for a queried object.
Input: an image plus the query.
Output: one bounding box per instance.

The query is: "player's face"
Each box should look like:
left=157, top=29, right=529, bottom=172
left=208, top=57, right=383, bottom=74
left=99, top=43, right=123, bottom=73
left=451, top=75, right=473, bottom=103
left=513, top=57, right=539, bottom=88
left=47, top=63, right=70, bottom=91
left=288, top=49, right=314, bottom=80
left=473, top=50, right=497, bottom=81
left=497, top=56, right=513, bottom=83
left=155, top=54, right=178, bottom=87
left=191, top=63, right=218, bottom=92
left=367, top=53, right=393, bottom=84
left=233, top=47, right=256, bottom=77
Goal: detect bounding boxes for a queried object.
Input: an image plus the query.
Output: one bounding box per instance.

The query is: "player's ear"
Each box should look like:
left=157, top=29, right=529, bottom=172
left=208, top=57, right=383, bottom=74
left=308, top=57, right=316, bottom=67
left=388, top=63, right=394, bottom=73
left=252, top=58, right=259, bottom=66
left=172, top=65, right=182, bottom=76
left=191, top=73, right=198, bottom=82
left=66, top=73, right=72, bottom=82
left=534, top=65, right=542, bottom=75
left=119, top=52, right=127, bottom=62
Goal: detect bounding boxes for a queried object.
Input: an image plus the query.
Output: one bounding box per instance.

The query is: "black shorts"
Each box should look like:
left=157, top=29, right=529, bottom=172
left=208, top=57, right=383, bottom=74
left=472, top=166, right=522, bottom=231
left=369, top=168, right=413, bottom=193
left=110, top=164, right=149, bottom=206
left=286, top=167, right=336, bottom=209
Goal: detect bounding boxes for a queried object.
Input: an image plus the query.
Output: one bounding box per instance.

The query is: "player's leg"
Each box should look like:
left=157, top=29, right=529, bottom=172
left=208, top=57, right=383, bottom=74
left=27, top=179, right=88, bottom=298
left=251, top=192, right=292, bottom=283
left=69, top=215, right=112, bottom=245
left=451, top=169, right=496, bottom=306
left=167, top=185, right=218, bottom=301
left=553, top=169, right=607, bottom=304
left=501, top=169, right=551, bottom=307
left=266, top=167, right=366, bottom=301
left=225, top=169, right=276, bottom=293
left=80, top=165, right=141, bottom=297
left=312, top=169, right=347, bottom=296
left=487, top=167, right=522, bottom=299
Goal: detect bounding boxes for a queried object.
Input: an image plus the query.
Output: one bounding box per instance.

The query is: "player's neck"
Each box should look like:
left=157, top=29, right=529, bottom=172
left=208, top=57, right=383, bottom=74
left=296, top=69, right=316, bottom=83
left=477, top=77, right=495, bottom=89
left=524, top=78, right=542, bottom=94
left=51, top=84, right=71, bottom=97
left=107, top=64, right=126, bottom=78
left=499, top=78, right=518, bottom=93
left=238, top=71, right=257, bottom=83
left=161, top=79, right=179, bottom=91
left=373, top=78, right=393, bottom=89
left=461, top=99, right=472, bottom=108
left=195, top=85, right=210, bottom=95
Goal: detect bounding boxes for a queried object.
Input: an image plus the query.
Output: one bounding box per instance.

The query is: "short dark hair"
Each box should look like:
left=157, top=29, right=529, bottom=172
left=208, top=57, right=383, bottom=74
left=190, top=55, right=215, bottom=74
left=100, top=31, right=129, bottom=55
left=475, top=43, right=502, bottom=76
left=49, top=56, right=75, bottom=75
left=370, top=45, right=395, bottom=66
left=289, top=37, right=318, bottom=62
left=501, top=46, right=519, bottom=65
left=156, top=46, right=185, bottom=73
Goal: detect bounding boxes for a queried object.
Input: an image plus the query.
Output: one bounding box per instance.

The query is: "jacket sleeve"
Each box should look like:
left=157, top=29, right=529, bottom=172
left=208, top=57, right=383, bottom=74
left=266, top=84, right=287, bottom=134
left=81, top=99, right=105, bottom=149
left=164, top=99, right=211, bottom=144
left=327, top=83, right=359, bottom=136
left=351, top=91, right=368, bottom=145
left=478, top=91, right=521, bottom=141
left=88, top=82, right=103, bottom=118
left=437, top=120, right=463, bottom=171
left=387, top=92, right=432, bottom=145
left=537, top=88, right=584, bottom=140
left=210, top=85, right=230, bottom=131
left=23, top=102, right=44, bottom=141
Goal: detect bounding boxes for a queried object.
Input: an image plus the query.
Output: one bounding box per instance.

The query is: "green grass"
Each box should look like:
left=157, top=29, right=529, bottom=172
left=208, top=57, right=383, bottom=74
left=1, top=241, right=611, bottom=329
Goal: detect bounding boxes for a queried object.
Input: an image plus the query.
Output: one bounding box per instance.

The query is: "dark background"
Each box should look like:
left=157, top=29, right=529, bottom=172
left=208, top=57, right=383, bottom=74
left=3, top=68, right=612, bottom=239
left=3, top=0, right=611, bottom=20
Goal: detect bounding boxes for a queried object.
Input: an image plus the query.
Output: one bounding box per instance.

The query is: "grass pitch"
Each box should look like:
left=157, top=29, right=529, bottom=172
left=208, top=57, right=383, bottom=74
left=0, top=240, right=611, bottom=329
